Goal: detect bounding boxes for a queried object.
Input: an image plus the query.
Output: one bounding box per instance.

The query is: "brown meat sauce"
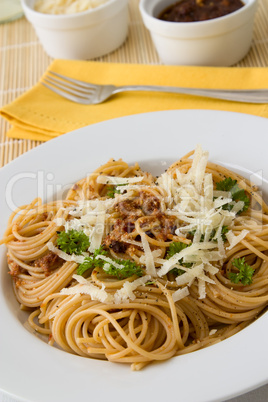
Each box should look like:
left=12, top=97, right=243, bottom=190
left=105, top=191, right=178, bottom=252
left=8, top=251, right=63, bottom=283
left=7, top=256, right=27, bottom=280
left=158, top=0, right=244, bottom=22
left=34, top=251, right=63, bottom=276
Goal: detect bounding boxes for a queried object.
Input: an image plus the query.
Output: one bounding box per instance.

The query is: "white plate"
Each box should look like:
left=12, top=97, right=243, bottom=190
left=1, top=110, right=268, bottom=402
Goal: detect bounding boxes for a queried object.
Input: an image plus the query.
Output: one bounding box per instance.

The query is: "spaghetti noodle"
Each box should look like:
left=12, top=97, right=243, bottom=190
left=2, top=145, right=268, bottom=370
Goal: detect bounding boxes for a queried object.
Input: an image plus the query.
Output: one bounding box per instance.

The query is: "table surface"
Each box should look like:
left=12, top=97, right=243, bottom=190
left=1, top=0, right=268, bottom=401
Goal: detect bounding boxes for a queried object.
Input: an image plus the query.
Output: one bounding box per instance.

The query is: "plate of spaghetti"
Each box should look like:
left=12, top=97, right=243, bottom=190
left=0, top=110, right=268, bottom=402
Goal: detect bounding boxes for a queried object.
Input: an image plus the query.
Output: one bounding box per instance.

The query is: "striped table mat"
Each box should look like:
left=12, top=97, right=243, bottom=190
left=0, top=0, right=268, bottom=167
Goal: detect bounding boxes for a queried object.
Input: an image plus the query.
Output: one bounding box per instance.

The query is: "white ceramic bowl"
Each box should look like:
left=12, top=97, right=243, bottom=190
left=139, top=0, right=258, bottom=66
left=21, top=0, right=128, bottom=60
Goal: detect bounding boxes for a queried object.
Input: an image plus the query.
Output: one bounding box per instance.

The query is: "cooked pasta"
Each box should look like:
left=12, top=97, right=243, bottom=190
left=2, top=145, right=268, bottom=370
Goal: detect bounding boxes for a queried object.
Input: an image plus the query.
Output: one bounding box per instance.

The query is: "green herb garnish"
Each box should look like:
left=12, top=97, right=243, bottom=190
left=106, top=184, right=126, bottom=198
left=189, top=226, right=229, bottom=242
left=103, top=258, right=143, bottom=279
left=166, top=241, right=192, bottom=276
left=77, top=246, right=143, bottom=279
left=219, top=226, right=229, bottom=242
left=216, top=177, right=237, bottom=192
left=106, top=186, right=121, bottom=198
left=228, top=257, right=254, bottom=286
left=57, top=229, right=90, bottom=255
left=76, top=246, right=108, bottom=275
left=216, top=177, right=250, bottom=213
left=166, top=241, right=189, bottom=259
left=145, top=280, right=156, bottom=286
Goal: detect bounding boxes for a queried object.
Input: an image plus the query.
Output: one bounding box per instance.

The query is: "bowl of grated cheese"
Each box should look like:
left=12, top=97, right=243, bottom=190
left=21, top=0, right=129, bottom=59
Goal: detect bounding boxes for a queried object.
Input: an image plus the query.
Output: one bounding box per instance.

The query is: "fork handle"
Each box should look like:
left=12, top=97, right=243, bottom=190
left=114, top=85, right=267, bottom=104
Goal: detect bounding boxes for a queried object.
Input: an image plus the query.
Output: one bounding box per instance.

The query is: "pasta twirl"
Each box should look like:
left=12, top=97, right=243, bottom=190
left=2, top=146, right=268, bottom=370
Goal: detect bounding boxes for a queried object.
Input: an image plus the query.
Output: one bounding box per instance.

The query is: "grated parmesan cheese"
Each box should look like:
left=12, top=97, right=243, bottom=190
left=59, top=274, right=151, bottom=305
left=88, top=201, right=106, bottom=252
left=114, top=275, right=151, bottom=304
left=139, top=249, right=162, bottom=265
left=47, top=241, right=86, bottom=264
left=156, top=144, right=247, bottom=299
left=53, top=217, right=66, bottom=227
left=60, top=274, right=114, bottom=303
left=34, top=0, right=110, bottom=15
left=209, top=329, right=218, bottom=336
left=57, top=199, right=114, bottom=253
left=140, top=232, right=157, bottom=277
left=97, top=255, right=125, bottom=270
left=157, top=242, right=218, bottom=277
left=172, top=286, right=190, bottom=302
left=226, top=229, right=249, bottom=250
left=175, top=264, right=216, bottom=287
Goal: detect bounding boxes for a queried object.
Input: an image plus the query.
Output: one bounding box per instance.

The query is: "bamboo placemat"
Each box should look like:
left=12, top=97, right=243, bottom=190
left=1, top=0, right=268, bottom=167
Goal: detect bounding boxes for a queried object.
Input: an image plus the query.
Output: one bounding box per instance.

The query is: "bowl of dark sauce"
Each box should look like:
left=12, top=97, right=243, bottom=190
left=158, top=0, right=245, bottom=23
left=139, top=0, right=257, bottom=66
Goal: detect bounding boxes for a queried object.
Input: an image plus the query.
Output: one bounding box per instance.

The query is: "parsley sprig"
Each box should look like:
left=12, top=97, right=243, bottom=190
left=228, top=257, right=254, bottom=285
left=76, top=246, right=108, bottom=275
left=166, top=241, right=192, bottom=276
left=103, top=259, right=143, bottom=279
left=57, top=229, right=90, bottom=255
left=166, top=241, right=190, bottom=259
left=217, top=226, right=229, bottom=242
left=216, top=177, right=250, bottom=213
left=106, top=184, right=126, bottom=198
left=76, top=246, right=143, bottom=279
left=106, top=185, right=121, bottom=198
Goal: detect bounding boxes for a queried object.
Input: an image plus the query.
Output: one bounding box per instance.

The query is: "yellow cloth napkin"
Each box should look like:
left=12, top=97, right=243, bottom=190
left=1, top=59, right=268, bottom=142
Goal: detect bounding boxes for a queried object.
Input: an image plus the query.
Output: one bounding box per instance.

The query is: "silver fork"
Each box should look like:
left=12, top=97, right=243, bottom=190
left=42, top=71, right=268, bottom=105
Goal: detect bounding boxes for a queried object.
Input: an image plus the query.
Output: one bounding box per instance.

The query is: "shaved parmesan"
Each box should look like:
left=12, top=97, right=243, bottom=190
left=198, top=279, right=206, bottom=299
left=139, top=249, right=162, bottom=265
left=88, top=201, right=107, bottom=252
left=114, top=275, right=151, bottom=304
left=209, top=329, right=218, bottom=335
left=213, top=190, right=232, bottom=198
left=47, top=241, right=86, bottom=264
left=140, top=232, right=157, bottom=277
left=34, top=0, right=109, bottom=15
left=192, top=147, right=209, bottom=193
left=226, top=229, right=249, bottom=250
left=157, top=242, right=218, bottom=277
left=213, top=197, right=233, bottom=209
left=157, top=172, right=178, bottom=208
left=61, top=275, right=114, bottom=304
left=155, top=145, right=246, bottom=299
left=56, top=198, right=114, bottom=254
left=53, top=218, right=66, bottom=227
left=97, top=255, right=125, bottom=270
left=231, top=201, right=245, bottom=214
left=62, top=274, right=152, bottom=305
left=175, top=264, right=209, bottom=286
left=172, top=286, right=190, bottom=302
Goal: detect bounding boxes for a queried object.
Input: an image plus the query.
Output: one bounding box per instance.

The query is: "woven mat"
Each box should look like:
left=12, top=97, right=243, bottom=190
left=1, top=0, right=268, bottom=167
